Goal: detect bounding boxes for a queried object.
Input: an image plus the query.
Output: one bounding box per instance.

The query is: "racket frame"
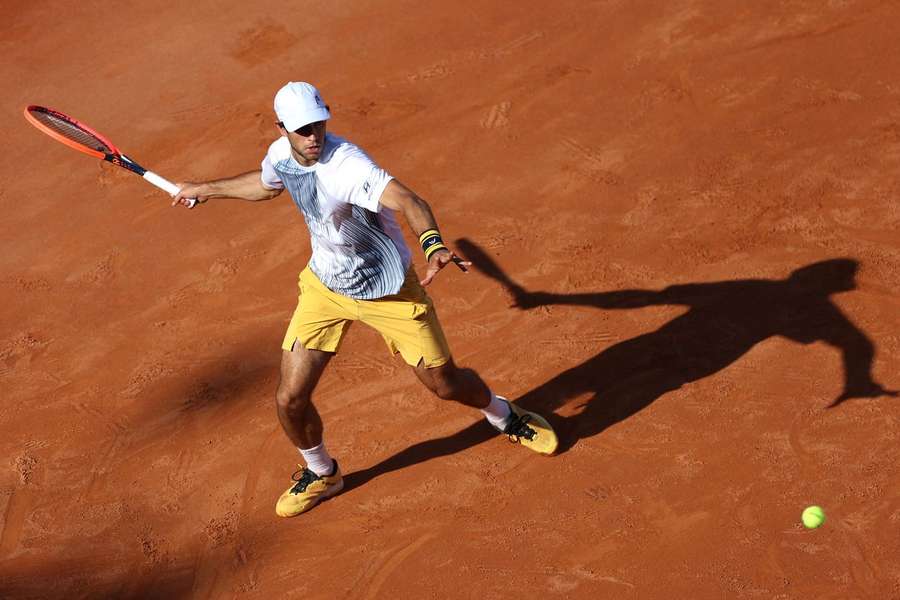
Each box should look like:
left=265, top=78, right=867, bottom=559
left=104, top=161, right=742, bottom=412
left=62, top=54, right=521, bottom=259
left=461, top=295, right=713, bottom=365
left=23, top=105, right=192, bottom=204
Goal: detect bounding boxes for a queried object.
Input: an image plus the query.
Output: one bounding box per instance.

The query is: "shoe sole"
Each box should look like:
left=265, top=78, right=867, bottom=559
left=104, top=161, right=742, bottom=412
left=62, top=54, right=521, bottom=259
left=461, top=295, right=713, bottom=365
left=521, top=412, right=558, bottom=455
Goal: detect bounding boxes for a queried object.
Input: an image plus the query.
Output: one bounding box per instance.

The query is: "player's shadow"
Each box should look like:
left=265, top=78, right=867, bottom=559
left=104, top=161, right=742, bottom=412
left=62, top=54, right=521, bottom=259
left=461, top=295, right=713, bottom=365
left=344, top=240, right=895, bottom=491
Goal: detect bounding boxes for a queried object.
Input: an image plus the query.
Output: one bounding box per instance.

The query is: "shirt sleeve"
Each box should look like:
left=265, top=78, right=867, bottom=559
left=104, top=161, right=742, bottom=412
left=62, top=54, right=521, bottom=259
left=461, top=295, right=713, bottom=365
left=260, top=150, right=285, bottom=190
left=339, top=146, right=393, bottom=212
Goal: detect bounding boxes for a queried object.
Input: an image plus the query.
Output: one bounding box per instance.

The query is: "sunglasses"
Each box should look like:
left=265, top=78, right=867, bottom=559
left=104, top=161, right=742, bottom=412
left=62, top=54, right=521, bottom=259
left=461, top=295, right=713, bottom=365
left=278, top=120, right=326, bottom=136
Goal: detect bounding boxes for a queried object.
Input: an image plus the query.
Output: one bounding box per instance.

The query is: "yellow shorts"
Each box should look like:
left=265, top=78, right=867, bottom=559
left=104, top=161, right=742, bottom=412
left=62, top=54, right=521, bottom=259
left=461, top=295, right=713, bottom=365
left=281, top=267, right=452, bottom=368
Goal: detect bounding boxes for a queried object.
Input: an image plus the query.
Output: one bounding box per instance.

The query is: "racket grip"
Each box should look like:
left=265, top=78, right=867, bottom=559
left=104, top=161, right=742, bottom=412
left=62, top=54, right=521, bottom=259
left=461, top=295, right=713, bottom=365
left=143, top=171, right=197, bottom=208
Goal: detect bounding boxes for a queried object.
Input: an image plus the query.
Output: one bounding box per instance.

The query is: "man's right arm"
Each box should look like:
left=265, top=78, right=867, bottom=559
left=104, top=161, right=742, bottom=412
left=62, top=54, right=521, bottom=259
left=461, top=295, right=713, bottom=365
left=172, top=170, right=282, bottom=208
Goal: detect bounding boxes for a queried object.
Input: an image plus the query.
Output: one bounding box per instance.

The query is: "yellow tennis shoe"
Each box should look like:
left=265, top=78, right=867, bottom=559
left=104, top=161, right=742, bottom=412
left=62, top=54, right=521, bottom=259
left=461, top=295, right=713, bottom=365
left=275, top=460, right=344, bottom=518
left=499, top=399, right=558, bottom=455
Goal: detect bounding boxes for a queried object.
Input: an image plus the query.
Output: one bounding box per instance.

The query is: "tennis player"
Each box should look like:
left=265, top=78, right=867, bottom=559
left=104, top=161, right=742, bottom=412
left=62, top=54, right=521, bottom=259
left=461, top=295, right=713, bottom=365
left=174, top=82, right=557, bottom=517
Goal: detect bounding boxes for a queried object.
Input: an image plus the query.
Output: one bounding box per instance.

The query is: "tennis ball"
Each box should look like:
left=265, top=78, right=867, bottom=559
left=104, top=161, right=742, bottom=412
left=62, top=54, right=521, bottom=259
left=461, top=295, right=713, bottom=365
left=802, top=505, right=826, bottom=529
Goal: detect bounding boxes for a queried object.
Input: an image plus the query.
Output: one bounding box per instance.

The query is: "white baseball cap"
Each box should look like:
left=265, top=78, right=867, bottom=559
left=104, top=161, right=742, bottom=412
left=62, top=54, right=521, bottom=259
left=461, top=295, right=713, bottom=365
left=274, top=82, right=331, bottom=131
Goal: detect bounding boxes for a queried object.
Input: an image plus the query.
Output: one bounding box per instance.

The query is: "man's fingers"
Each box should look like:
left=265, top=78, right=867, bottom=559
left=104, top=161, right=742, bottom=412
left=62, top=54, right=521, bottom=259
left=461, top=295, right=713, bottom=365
left=420, top=251, right=470, bottom=284
left=171, top=193, right=200, bottom=209
left=171, top=183, right=203, bottom=209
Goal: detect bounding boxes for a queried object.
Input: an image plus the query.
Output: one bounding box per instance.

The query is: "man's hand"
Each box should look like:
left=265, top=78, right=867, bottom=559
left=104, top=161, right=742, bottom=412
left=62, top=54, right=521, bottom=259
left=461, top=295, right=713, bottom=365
left=419, top=249, right=471, bottom=286
left=171, top=182, right=209, bottom=209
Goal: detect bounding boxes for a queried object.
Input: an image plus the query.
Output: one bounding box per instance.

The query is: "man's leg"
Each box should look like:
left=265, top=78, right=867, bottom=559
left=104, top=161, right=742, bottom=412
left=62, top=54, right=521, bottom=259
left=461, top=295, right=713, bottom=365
left=411, top=357, right=491, bottom=409
left=274, top=342, right=344, bottom=517
left=275, top=342, right=333, bottom=449
left=413, top=358, right=559, bottom=455
left=358, top=266, right=558, bottom=454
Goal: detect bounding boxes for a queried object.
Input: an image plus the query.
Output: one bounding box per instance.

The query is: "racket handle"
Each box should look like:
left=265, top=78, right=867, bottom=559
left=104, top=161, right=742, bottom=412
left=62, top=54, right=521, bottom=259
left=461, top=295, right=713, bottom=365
left=143, top=171, right=197, bottom=208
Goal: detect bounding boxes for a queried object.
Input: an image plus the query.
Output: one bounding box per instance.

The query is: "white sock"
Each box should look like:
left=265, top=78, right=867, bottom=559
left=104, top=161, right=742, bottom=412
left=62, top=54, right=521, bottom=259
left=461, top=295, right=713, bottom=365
left=481, top=392, right=512, bottom=431
left=299, top=442, right=334, bottom=476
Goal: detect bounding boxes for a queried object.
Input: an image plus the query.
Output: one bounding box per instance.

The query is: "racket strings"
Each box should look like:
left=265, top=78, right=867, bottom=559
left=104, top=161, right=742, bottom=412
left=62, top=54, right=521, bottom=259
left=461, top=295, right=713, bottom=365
left=28, top=109, right=114, bottom=154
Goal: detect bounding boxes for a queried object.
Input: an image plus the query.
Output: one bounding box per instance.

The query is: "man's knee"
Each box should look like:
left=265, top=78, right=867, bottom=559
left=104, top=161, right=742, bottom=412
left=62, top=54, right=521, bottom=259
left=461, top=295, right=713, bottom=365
left=427, top=363, right=467, bottom=400
left=276, top=346, right=331, bottom=414
left=275, top=382, right=311, bottom=414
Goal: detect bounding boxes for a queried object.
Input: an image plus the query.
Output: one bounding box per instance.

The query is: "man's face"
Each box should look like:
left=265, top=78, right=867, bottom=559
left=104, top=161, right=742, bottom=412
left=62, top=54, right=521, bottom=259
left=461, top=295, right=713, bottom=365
left=280, top=119, right=327, bottom=166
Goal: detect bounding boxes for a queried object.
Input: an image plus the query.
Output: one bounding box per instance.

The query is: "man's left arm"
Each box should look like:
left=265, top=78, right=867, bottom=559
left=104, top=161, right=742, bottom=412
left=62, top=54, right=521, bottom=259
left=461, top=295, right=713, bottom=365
left=378, top=179, right=470, bottom=286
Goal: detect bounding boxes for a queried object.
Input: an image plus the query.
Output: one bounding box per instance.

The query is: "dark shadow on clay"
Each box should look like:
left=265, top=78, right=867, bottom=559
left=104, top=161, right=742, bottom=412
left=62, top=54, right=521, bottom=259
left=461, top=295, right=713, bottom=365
left=344, top=238, right=895, bottom=491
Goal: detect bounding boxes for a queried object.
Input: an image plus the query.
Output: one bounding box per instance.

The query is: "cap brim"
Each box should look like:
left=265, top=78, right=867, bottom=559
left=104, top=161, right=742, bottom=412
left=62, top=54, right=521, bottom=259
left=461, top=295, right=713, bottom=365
left=281, top=106, right=331, bottom=132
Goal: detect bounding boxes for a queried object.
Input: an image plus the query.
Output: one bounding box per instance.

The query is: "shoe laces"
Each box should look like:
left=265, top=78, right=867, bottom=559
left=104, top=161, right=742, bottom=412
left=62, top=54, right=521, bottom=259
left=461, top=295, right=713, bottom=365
left=289, top=467, right=321, bottom=495
left=503, top=412, right=537, bottom=444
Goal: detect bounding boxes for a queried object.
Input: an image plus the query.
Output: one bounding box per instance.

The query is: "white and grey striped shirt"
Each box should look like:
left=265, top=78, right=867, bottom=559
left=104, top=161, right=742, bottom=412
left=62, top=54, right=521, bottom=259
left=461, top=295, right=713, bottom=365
left=261, top=134, right=412, bottom=299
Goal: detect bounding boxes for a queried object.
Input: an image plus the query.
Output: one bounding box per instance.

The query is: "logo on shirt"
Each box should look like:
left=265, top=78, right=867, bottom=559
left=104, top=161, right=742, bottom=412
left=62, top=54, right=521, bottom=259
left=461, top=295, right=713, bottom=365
left=363, top=181, right=371, bottom=193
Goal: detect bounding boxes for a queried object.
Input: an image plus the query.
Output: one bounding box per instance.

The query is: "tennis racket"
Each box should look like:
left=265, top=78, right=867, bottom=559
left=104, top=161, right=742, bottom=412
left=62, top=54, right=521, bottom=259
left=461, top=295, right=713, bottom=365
left=23, top=105, right=196, bottom=208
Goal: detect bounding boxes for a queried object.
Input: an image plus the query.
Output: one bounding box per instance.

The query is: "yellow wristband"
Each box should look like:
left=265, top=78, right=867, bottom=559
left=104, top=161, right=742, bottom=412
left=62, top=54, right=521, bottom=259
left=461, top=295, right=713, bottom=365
left=420, top=229, right=445, bottom=259
left=424, top=243, right=448, bottom=261
left=418, top=229, right=440, bottom=244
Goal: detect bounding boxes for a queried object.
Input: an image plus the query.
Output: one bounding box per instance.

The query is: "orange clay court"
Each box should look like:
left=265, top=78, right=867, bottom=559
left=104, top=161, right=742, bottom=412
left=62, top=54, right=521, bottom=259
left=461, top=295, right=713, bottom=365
left=2, top=1, right=899, bottom=598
